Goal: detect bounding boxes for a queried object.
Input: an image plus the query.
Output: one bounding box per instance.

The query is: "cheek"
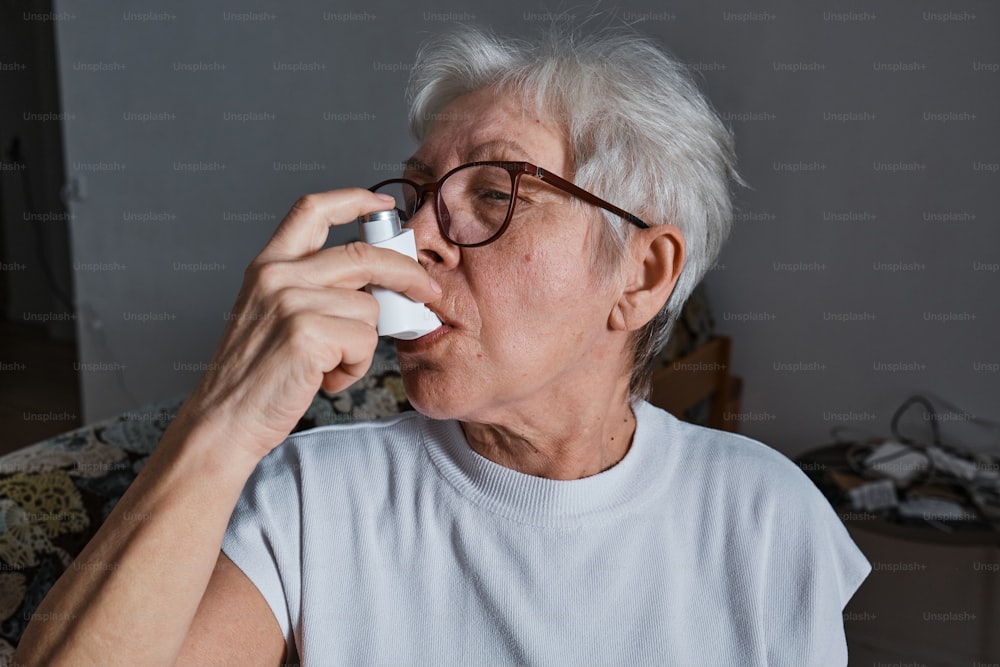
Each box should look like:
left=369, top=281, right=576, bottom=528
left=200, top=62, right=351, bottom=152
left=472, top=243, right=595, bottom=344
left=462, top=210, right=610, bottom=344
left=468, top=257, right=534, bottom=344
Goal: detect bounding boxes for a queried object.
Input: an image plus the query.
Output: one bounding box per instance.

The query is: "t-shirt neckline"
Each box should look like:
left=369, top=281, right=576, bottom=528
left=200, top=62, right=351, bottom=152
left=419, top=401, right=670, bottom=527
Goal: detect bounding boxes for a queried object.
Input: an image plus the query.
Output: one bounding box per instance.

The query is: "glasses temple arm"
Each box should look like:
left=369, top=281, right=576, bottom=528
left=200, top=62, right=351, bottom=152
left=534, top=167, right=650, bottom=229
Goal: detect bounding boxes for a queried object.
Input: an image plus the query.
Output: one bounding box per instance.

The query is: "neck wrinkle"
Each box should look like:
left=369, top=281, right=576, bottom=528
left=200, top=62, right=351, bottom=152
left=459, top=395, right=636, bottom=481
left=418, top=401, right=667, bottom=528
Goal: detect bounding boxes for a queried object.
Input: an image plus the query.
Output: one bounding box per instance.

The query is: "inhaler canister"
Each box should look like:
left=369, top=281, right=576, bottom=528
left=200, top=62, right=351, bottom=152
left=358, top=209, right=441, bottom=340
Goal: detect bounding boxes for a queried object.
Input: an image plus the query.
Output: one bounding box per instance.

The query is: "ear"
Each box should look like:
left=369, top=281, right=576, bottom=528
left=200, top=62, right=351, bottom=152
left=608, top=224, right=685, bottom=332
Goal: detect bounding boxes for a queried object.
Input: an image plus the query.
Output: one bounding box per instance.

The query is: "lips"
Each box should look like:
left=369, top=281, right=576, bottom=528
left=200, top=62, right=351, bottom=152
left=396, top=321, right=451, bottom=352
left=393, top=298, right=459, bottom=351
left=425, top=306, right=455, bottom=329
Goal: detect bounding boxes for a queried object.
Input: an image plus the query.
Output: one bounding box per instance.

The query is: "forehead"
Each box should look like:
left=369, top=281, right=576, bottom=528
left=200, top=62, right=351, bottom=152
left=410, top=87, right=570, bottom=176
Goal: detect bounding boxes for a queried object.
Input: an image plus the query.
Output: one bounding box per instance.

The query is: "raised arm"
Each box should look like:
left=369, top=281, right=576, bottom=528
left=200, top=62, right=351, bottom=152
left=13, top=189, right=441, bottom=665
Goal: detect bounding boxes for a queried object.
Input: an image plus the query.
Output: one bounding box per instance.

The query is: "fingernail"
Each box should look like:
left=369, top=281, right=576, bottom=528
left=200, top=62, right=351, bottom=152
left=376, top=193, right=396, bottom=203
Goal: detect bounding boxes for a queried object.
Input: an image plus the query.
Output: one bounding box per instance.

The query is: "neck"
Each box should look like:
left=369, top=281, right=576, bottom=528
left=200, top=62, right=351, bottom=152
left=459, top=381, right=637, bottom=481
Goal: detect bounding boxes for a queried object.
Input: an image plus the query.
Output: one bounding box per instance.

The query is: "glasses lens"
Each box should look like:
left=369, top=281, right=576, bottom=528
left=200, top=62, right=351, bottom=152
left=372, top=181, right=419, bottom=221
left=439, top=165, right=514, bottom=245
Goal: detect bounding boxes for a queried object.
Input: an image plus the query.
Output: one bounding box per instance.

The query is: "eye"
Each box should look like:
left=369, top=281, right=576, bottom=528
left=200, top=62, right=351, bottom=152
left=474, top=188, right=511, bottom=204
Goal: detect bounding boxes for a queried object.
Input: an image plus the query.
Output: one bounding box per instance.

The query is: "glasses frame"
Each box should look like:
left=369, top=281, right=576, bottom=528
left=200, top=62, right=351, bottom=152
left=369, top=160, right=650, bottom=248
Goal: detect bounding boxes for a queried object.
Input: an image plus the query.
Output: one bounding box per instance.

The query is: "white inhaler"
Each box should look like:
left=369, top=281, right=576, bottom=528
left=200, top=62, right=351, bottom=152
left=358, top=209, right=441, bottom=340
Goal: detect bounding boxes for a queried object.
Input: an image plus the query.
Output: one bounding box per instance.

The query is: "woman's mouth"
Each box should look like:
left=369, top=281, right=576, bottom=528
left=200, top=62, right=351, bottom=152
left=395, top=322, right=453, bottom=353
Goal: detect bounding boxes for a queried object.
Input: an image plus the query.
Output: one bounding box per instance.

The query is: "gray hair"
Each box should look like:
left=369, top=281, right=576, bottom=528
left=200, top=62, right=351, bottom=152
left=407, top=24, right=740, bottom=402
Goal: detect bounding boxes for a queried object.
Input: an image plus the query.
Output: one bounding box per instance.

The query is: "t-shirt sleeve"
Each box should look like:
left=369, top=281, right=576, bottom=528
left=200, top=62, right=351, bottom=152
left=762, top=463, right=872, bottom=667
left=221, top=441, right=303, bottom=655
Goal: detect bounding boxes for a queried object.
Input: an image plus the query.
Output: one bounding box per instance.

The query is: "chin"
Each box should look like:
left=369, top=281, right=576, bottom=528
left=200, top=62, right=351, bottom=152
left=400, top=367, right=469, bottom=421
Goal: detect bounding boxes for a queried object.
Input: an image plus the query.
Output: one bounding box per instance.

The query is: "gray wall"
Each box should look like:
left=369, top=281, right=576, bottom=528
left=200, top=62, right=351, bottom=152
left=52, top=0, right=998, bottom=458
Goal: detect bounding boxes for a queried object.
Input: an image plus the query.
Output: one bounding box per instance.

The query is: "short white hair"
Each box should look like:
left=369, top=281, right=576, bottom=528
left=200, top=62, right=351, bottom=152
left=408, top=24, right=741, bottom=401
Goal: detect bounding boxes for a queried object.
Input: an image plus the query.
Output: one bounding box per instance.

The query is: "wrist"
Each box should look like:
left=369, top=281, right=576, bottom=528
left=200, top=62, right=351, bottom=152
left=158, top=401, right=266, bottom=484
left=174, top=377, right=294, bottom=459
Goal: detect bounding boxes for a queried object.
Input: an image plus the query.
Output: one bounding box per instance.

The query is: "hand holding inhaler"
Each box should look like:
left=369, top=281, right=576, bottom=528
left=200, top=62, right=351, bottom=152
left=358, top=209, right=442, bottom=339
left=163, top=189, right=441, bottom=462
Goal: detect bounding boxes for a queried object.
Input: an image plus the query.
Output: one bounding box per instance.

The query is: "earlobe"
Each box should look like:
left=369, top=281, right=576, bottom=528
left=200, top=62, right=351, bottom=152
left=609, top=224, right=685, bottom=332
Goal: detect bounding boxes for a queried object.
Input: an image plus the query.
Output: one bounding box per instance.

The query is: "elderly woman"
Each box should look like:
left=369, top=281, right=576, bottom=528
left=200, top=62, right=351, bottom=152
left=16, top=25, right=869, bottom=666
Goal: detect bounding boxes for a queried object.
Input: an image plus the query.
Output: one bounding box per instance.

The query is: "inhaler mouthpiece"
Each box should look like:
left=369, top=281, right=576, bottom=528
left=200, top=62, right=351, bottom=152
left=358, top=210, right=441, bottom=340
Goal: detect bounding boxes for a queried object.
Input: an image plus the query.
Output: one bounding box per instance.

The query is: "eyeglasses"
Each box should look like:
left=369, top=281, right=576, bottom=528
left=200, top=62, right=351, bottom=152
left=369, top=160, right=649, bottom=248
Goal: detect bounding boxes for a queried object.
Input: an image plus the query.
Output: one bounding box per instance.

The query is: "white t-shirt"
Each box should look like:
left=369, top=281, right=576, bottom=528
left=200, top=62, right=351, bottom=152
left=222, top=401, right=870, bottom=666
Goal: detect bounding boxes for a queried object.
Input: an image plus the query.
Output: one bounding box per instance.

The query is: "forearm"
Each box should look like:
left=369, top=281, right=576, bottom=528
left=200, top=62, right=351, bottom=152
left=13, top=412, right=262, bottom=665
left=12, top=187, right=414, bottom=664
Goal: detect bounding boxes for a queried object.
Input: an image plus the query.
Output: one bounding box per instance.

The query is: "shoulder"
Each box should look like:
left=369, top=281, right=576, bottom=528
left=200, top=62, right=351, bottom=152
left=636, top=401, right=818, bottom=504
left=636, top=401, right=861, bottom=564
left=637, top=403, right=871, bottom=606
left=258, top=410, right=429, bottom=472
left=240, top=411, right=441, bottom=509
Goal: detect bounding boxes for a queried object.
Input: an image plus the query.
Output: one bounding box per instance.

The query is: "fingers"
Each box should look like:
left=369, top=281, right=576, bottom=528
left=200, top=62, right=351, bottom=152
left=252, top=187, right=441, bottom=305
left=319, top=317, right=381, bottom=393
left=257, top=188, right=396, bottom=264
left=190, top=186, right=439, bottom=454
left=283, top=243, right=442, bottom=306
left=269, top=286, right=380, bottom=329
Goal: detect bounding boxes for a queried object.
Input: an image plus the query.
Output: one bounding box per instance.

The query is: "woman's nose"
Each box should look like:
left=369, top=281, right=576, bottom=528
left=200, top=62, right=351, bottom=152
left=408, top=198, right=460, bottom=268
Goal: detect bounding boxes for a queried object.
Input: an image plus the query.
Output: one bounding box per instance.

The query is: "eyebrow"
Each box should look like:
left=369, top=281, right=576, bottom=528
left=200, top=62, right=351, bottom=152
left=467, top=139, right=530, bottom=163
left=403, top=139, right=532, bottom=178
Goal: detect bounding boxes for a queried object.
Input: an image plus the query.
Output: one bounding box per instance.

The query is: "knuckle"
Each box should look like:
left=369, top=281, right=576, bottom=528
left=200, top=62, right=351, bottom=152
left=243, top=259, right=263, bottom=285
left=283, top=312, right=316, bottom=347
left=272, top=286, right=300, bottom=320
left=342, top=240, right=372, bottom=266
left=253, top=261, right=285, bottom=292
left=359, top=322, right=379, bottom=348
left=291, top=194, right=318, bottom=216
left=359, top=293, right=380, bottom=326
